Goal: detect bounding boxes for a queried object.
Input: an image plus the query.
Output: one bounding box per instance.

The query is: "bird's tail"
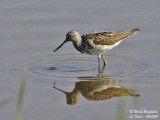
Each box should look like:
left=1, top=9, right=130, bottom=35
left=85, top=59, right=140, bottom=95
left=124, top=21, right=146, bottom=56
left=118, top=28, right=140, bottom=40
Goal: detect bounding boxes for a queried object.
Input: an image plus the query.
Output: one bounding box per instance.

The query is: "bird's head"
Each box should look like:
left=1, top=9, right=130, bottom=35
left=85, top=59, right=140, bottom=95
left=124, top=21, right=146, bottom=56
left=53, top=30, right=81, bottom=52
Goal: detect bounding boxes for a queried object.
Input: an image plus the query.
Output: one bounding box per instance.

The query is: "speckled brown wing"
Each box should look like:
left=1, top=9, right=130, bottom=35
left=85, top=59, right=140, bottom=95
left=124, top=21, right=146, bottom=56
left=82, top=28, right=139, bottom=46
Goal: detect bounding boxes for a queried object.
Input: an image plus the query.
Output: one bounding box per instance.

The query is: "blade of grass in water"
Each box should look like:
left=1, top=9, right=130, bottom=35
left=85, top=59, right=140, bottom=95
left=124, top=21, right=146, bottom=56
left=116, top=97, right=127, bottom=120
left=16, top=70, right=26, bottom=120
left=0, top=96, right=13, bottom=108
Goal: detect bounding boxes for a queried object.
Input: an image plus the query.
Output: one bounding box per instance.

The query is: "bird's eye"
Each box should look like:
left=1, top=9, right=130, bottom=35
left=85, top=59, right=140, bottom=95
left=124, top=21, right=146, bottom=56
left=68, top=35, right=71, bottom=38
left=66, top=35, right=71, bottom=39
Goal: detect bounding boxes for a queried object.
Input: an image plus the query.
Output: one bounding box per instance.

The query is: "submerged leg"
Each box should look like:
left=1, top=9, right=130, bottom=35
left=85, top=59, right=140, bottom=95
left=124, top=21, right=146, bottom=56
left=101, top=55, right=107, bottom=70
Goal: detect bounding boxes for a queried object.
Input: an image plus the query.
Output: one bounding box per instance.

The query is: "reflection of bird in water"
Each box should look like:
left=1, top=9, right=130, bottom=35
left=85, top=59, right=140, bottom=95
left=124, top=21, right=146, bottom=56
left=53, top=79, right=140, bottom=105
left=53, top=28, right=139, bottom=71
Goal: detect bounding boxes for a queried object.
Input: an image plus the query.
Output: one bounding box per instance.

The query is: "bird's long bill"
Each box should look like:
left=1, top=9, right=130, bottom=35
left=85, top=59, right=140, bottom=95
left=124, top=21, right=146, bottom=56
left=53, top=86, right=68, bottom=94
left=53, top=39, right=68, bottom=52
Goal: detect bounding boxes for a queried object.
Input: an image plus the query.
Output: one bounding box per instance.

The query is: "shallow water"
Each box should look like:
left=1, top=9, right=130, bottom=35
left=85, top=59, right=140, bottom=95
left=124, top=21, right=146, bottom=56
left=27, top=54, right=144, bottom=78
left=0, top=0, right=160, bottom=120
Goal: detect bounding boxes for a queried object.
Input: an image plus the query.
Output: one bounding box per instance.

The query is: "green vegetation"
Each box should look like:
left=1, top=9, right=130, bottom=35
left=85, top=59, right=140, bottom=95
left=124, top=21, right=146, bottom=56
left=16, top=70, right=26, bottom=120
left=0, top=96, right=13, bottom=108
left=116, top=97, right=127, bottom=120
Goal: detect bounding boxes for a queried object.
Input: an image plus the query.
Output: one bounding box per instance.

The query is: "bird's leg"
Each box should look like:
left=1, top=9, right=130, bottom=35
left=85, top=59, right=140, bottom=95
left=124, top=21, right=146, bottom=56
left=98, top=70, right=102, bottom=81
left=101, top=55, right=107, bottom=70
left=98, top=55, right=101, bottom=72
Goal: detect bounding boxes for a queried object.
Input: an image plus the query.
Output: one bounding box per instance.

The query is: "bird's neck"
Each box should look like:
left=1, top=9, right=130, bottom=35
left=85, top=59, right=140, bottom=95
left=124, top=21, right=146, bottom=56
left=73, top=37, right=82, bottom=46
left=72, top=38, right=83, bottom=53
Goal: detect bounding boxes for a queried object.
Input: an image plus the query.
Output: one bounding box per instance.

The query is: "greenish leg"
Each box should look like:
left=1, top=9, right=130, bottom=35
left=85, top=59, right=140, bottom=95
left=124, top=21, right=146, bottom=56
left=98, top=55, right=101, bottom=72
left=101, top=55, right=107, bottom=70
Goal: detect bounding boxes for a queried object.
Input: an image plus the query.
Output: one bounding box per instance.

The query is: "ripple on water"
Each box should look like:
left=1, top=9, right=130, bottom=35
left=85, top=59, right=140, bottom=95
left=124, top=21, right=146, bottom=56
left=27, top=54, right=144, bottom=79
left=27, top=54, right=97, bottom=78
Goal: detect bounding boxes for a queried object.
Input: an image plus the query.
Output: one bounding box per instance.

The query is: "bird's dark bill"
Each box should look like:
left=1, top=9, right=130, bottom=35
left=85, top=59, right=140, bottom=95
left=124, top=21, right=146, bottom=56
left=53, top=40, right=68, bottom=52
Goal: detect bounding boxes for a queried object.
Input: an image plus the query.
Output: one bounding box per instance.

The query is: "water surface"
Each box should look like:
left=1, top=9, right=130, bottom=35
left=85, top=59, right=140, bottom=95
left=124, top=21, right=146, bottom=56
left=0, top=0, right=160, bottom=120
